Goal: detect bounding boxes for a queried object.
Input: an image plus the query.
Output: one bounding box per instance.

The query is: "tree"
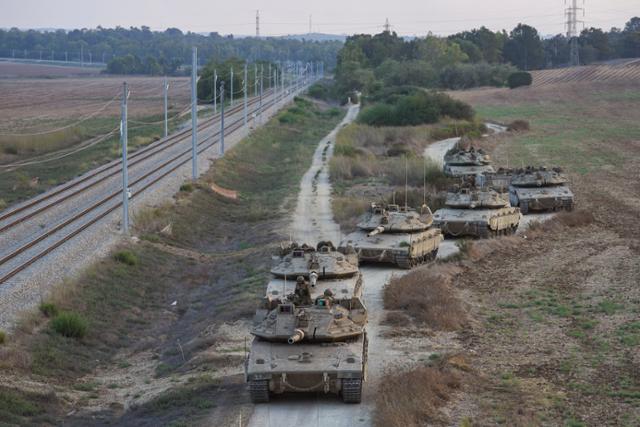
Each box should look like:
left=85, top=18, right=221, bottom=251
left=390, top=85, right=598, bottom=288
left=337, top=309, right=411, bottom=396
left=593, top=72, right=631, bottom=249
left=503, top=24, right=544, bottom=70
left=580, top=28, right=612, bottom=63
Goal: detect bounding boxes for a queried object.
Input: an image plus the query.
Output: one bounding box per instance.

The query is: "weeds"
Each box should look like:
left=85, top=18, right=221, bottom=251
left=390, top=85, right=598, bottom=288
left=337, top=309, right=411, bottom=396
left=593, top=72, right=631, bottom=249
left=179, top=183, right=194, bottom=193
left=38, top=302, right=59, bottom=318
left=114, top=250, right=138, bottom=266
left=51, top=312, right=88, bottom=339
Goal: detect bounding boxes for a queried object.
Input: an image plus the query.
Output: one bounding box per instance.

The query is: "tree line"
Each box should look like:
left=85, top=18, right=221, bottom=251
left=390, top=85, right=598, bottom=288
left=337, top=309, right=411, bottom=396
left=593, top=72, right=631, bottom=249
left=0, top=26, right=343, bottom=76
left=335, top=17, right=640, bottom=94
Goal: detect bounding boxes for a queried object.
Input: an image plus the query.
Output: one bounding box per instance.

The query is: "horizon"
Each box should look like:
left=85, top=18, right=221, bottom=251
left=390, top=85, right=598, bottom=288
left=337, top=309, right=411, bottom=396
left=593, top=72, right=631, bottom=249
left=1, top=0, right=639, bottom=38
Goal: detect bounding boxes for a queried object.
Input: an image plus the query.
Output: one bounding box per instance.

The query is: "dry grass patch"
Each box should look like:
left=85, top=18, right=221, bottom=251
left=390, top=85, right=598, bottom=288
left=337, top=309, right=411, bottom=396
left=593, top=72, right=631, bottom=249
left=375, top=356, right=465, bottom=427
left=383, top=264, right=466, bottom=330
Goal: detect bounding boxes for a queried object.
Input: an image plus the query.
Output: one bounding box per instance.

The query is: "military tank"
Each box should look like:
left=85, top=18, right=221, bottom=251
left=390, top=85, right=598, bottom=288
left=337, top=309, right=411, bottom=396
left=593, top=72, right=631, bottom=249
left=509, top=166, right=574, bottom=214
left=246, top=241, right=367, bottom=404
left=443, top=146, right=495, bottom=177
left=338, top=203, right=443, bottom=269
left=433, top=185, right=521, bottom=238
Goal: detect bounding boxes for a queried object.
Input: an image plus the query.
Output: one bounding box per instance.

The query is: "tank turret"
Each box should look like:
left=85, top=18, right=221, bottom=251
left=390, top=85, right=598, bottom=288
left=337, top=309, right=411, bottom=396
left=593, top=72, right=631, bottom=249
left=444, top=146, right=491, bottom=166
left=271, top=241, right=359, bottom=279
left=510, top=166, right=569, bottom=187
left=339, top=202, right=442, bottom=268
left=445, top=186, right=510, bottom=209
left=508, top=166, right=574, bottom=214
left=357, top=203, right=433, bottom=234
left=433, top=183, right=522, bottom=238
left=251, top=276, right=367, bottom=344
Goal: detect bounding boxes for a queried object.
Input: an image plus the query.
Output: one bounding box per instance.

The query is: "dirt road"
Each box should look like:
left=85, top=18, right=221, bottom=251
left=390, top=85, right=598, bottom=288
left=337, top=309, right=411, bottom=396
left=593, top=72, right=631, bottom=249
left=249, top=103, right=421, bottom=427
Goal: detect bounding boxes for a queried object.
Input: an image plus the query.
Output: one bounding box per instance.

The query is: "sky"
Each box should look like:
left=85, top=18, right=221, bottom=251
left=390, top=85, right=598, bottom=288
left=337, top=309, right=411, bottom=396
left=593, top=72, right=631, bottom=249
left=1, top=0, right=638, bottom=37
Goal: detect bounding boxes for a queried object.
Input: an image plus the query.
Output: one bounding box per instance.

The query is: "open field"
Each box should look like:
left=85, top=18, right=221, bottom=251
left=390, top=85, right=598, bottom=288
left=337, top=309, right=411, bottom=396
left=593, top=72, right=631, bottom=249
left=0, top=60, right=103, bottom=79
left=441, top=80, right=640, bottom=425
left=0, top=75, right=191, bottom=207
left=0, top=75, right=190, bottom=134
left=529, top=59, right=640, bottom=87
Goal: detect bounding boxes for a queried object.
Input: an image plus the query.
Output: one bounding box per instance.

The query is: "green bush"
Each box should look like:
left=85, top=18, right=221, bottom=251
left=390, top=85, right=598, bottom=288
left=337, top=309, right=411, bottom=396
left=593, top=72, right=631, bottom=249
left=358, top=104, right=397, bottom=126
left=114, top=250, right=138, bottom=266
left=39, top=302, right=59, bottom=318
left=358, top=92, right=474, bottom=127
left=51, top=312, right=88, bottom=339
left=179, top=183, right=194, bottom=192
left=508, top=72, right=533, bottom=89
left=308, top=83, right=328, bottom=100
left=0, top=330, right=6, bottom=345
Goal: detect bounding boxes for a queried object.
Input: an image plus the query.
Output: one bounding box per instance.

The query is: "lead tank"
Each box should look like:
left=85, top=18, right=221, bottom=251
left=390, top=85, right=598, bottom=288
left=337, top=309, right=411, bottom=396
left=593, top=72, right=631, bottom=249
left=338, top=203, right=443, bottom=269
left=433, top=185, right=521, bottom=238
left=509, top=167, right=574, bottom=214
left=246, top=241, right=367, bottom=404
left=443, top=146, right=495, bottom=177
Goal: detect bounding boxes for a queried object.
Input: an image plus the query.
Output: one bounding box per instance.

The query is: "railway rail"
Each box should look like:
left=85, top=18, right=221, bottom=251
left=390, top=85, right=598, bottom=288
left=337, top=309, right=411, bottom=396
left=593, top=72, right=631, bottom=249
left=0, top=82, right=311, bottom=284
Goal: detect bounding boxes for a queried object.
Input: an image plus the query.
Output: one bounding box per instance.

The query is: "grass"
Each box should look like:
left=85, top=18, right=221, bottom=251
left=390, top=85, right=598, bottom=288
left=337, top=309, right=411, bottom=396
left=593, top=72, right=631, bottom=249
left=0, top=388, right=49, bottom=424
left=114, top=249, right=139, bottom=266
left=0, top=110, right=186, bottom=208
left=50, top=312, right=88, bottom=339
left=461, top=84, right=640, bottom=174
left=38, top=302, right=59, bottom=318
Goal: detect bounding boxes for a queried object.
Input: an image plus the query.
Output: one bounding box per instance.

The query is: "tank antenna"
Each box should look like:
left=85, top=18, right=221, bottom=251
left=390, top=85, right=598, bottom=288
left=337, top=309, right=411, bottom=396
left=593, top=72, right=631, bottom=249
left=404, top=156, right=408, bottom=211
left=423, top=158, right=427, bottom=207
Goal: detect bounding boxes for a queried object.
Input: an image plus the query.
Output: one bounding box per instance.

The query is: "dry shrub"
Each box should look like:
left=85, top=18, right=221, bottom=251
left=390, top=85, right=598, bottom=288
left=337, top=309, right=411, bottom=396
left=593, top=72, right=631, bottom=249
left=465, top=236, right=522, bottom=262
left=553, top=209, right=594, bottom=228
left=132, top=203, right=172, bottom=235
left=375, top=358, right=463, bottom=427
left=329, top=156, right=354, bottom=180
left=383, top=264, right=465, bottom=330
left=526, top=209, right=595, bottom=239
left=332, top=196, right=369, bottom=232
left=507, top=119, right=530, bottom=132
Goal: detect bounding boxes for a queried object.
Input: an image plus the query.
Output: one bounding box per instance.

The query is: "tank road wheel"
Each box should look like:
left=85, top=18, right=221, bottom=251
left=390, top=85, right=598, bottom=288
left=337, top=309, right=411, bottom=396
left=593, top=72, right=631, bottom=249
left=520, top=200, right=529, bottom=215
left=395, top=255, right=412, bottom=269
left=563, top=199, right=574, bottom=212
left=249, top=380, right=270, bottom=403
left=342, top=379, right=363, bottom=403
left=478, top=226, right=490, bottom=239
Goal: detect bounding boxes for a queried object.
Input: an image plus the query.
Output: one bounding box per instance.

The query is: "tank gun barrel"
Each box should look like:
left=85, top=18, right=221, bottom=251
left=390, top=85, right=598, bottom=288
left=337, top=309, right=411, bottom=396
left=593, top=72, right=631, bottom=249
left=367, top=226, right=385, bottom=237
left=287, top=329, right=305, bottom=344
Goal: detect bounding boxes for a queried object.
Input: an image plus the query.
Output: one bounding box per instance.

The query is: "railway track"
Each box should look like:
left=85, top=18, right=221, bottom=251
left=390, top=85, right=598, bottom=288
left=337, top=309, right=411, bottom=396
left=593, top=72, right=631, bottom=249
left=0, top=83, right=310, bottom=284
left=0, top=88, right=272, bottom=231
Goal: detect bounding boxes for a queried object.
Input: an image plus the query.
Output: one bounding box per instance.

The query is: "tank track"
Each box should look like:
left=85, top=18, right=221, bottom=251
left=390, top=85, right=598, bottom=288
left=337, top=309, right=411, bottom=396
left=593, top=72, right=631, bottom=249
left=562, top=198, right=574, bottom=211
left=395, top=248, right=439, bottom=269
left=342, top=378, right=363, bottom=403
left=249, top=380, right=270, bottom=403
left=520, top=200, right=529, bottom=214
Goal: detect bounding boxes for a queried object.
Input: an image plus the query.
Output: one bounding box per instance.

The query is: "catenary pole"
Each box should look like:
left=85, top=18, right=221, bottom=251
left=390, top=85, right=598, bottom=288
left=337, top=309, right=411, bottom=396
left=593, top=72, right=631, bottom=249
left=191, top=47, right=198, bottom=179
left=230, top=67, right=234, bottom=106
left=120, top=82, right=129, bottom=234
left=163, top=77, right=169, bottom=138
left=213, top=69, right=218, bottom=113
left=220, top=81, right=225, bottom=155
left=243, top=63, right=248, bottom=126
